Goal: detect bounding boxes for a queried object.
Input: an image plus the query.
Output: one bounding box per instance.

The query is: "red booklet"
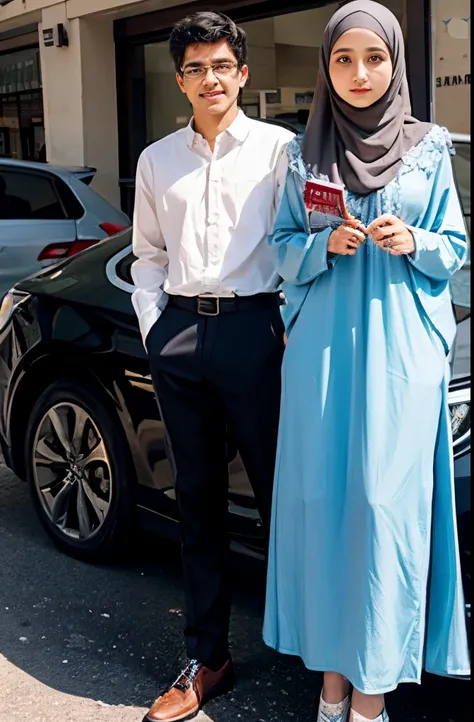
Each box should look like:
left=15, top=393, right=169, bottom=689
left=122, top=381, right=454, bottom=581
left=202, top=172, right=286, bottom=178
left=304, top=179, right=351, bottom=220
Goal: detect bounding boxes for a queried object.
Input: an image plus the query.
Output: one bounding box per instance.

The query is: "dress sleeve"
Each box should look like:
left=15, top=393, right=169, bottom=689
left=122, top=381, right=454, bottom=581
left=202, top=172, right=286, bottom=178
left=407, top=142, right=468, bottom=280
left=269, top=166, right=338, bottom=286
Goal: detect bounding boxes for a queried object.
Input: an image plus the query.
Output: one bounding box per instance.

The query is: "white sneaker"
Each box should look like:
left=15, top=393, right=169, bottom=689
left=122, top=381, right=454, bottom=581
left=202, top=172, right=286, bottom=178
left=317, top=694, right=350, bottom=722
left=350, top=710, right=389, bottom=722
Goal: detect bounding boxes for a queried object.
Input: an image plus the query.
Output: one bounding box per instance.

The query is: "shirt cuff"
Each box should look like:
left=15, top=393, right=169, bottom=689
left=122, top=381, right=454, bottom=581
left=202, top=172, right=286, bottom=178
left=141, top=304, right=163, bottom=349
left=137, top=293, right=169, bottom=348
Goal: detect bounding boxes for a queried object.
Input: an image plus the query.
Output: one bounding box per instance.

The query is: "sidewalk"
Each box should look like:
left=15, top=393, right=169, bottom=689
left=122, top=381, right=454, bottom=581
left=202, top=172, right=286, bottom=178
left=0, top=653, right=149, bottom=722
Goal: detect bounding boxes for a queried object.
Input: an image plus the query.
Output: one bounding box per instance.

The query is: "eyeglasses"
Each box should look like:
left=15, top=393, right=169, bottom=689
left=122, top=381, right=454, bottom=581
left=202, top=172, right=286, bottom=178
left=181, top=62, right=238, bottom=80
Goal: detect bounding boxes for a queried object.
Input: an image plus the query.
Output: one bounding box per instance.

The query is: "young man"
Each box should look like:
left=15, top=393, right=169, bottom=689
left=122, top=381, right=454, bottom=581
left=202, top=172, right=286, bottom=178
left=131, top=11, right=294, bottom=722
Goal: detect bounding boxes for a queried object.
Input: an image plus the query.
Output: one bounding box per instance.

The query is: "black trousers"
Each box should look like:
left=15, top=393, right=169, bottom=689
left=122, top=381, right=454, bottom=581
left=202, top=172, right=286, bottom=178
left=146, top=296, right=284, bottom=669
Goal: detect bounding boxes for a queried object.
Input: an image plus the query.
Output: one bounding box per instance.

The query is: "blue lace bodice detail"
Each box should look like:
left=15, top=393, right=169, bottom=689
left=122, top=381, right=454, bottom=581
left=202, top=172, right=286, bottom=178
left=287, top=125, right=454, bottom=224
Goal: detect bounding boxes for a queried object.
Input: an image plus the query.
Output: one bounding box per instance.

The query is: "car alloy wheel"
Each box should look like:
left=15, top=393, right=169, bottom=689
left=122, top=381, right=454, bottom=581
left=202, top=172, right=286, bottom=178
left=32, top=402, right=113, bottom=541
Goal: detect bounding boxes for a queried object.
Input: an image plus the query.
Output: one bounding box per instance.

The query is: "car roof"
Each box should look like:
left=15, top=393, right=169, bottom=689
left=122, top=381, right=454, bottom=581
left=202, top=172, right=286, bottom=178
left=0, top=156, right=96, bottom=179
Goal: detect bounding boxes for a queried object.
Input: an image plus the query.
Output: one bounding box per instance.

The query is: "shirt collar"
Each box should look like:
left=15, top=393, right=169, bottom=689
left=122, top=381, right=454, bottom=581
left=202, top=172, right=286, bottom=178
left=185, top=109, right=251, bottom=149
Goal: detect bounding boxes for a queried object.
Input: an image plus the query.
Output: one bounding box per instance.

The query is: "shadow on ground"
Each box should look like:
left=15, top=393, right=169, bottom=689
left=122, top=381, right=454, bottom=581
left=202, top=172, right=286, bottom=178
left=0, top=458, right=470, bottom=722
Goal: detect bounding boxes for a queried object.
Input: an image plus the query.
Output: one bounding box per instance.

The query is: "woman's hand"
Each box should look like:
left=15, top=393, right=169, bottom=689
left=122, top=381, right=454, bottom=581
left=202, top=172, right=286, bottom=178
left=366, top=214, right=415, bottom=255
left=327, top=219, right=366, bottom=256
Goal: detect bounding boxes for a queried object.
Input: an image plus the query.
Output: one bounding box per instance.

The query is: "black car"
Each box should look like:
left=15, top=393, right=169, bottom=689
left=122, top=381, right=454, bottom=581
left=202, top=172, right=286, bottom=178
left=0, top=233, right=272, bottom=562
left=0, top=228, right=469, bottom=591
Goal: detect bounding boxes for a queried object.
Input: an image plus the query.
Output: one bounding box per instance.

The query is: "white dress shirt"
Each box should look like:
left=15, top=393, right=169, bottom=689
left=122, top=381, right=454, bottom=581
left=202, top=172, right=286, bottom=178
left=131, top=110, right=294, bottom=342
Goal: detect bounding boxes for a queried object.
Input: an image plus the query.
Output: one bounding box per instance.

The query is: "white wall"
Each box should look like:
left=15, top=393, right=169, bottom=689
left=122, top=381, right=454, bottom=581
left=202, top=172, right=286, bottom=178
left=40, top=4, right=83, bottom=163
left=39, top=4, right=120, bottom=206
left=80, top=17, right=120, bottom=205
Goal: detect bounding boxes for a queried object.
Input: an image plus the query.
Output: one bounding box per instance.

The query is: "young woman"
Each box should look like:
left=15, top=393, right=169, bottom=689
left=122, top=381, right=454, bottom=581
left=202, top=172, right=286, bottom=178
left=263, top=2, right=470, bottom=721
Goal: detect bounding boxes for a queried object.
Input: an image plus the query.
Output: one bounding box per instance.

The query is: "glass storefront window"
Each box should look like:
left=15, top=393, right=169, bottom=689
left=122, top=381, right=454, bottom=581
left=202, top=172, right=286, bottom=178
left=0, top=48, right=44, bottom=160
left=0, top=96, right=20, bottom=158
left=431, top=0, right=470, bottom=134
left=145, top=42, right=191, bottom=143
left=144, top=0, right=403, bottom=142
left=0, top=47, right=41, bottom=95
left=431, top=0, right=471, bottom=304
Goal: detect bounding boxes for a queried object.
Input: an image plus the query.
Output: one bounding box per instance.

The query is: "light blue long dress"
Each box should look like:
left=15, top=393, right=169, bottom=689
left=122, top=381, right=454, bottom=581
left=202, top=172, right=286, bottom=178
left=263, top=125, right=470, bottom=694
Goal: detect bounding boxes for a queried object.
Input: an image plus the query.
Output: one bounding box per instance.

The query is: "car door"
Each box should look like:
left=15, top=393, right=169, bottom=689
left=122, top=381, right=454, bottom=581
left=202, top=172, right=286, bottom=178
left=0, top=165, right=77, bottom=298
left=108, top=248, right=265, bottom=544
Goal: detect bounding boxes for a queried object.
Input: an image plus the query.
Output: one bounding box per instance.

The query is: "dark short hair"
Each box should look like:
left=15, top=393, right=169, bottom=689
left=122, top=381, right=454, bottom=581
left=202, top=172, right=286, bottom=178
left=169, top=11, right=248, bottom=75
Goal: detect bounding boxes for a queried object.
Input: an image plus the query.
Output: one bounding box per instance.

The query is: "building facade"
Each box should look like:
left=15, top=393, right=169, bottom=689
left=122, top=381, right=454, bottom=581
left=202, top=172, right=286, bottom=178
left=0, top=0, right=470, bottom=210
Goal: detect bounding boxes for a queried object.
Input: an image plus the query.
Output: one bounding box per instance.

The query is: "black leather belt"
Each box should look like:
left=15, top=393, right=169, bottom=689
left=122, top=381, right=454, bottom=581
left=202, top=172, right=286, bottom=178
left=167, top=293, right=282, bottom=316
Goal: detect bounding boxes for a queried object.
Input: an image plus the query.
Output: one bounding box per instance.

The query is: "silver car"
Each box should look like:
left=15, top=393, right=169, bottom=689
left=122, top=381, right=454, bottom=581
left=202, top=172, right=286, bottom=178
left=0, top=159, right=131, bottom=299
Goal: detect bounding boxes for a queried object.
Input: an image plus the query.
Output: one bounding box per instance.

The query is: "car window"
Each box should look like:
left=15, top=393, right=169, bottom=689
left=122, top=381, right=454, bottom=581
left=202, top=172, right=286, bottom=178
left=55, top=177, right=85, bottom=220
left=0, top=168, right=66, bottom=221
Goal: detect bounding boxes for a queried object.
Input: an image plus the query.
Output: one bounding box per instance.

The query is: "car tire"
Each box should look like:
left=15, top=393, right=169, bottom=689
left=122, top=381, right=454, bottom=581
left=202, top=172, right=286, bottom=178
left=25, top=378, right=135, bottom=563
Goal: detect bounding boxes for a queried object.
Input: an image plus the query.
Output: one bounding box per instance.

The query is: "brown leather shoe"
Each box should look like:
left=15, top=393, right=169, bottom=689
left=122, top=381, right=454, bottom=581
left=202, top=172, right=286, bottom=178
left=143, top=658, right=234, bottom=722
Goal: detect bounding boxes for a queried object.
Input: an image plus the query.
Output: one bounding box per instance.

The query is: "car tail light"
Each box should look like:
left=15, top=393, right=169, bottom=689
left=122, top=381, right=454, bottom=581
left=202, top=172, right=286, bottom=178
left=99, top=222, right=128, bottom=237
left=38, top=239, right=99, bottom=261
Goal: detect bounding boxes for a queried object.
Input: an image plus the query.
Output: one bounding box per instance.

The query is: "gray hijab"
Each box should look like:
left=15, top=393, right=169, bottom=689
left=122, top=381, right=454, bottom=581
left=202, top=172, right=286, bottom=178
left=303, top=0, right=433, bottom=195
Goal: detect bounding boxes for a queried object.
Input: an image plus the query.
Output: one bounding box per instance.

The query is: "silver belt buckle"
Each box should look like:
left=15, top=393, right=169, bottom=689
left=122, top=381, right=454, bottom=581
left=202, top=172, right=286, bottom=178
left=197, top=295, right=220, bottom=316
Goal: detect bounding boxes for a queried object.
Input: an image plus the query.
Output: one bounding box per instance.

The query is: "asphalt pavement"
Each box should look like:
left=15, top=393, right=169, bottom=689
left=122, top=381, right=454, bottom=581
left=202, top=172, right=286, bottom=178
left=0, top=453, right=471, bottom=722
